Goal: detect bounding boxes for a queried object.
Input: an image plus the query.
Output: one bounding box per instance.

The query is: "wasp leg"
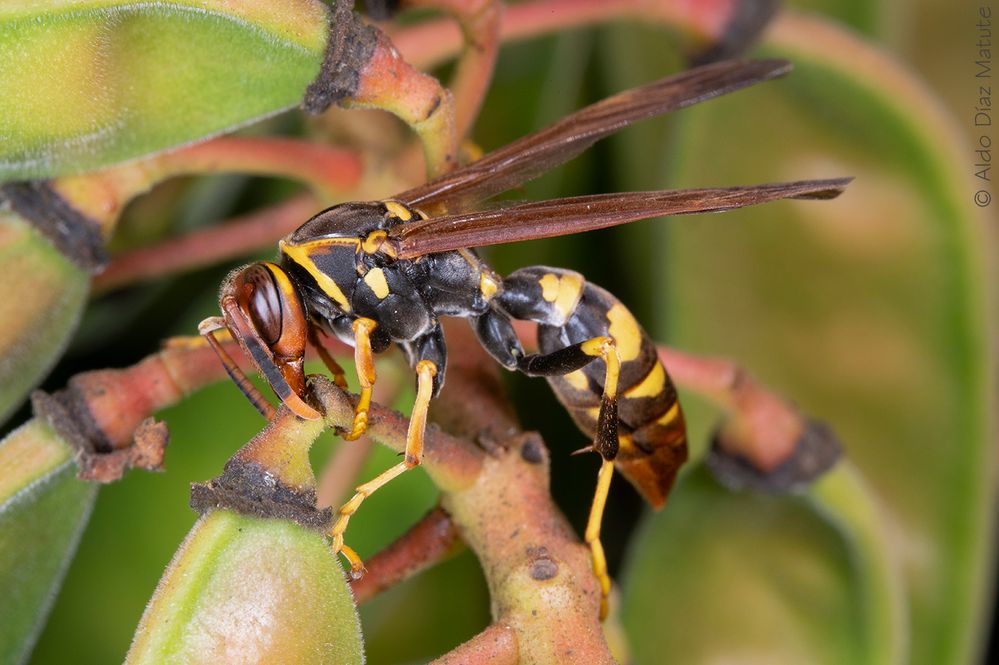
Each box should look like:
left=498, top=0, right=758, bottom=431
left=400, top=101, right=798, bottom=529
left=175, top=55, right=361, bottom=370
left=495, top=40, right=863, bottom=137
left=586, top=457, right=615, bottom=620
left=329, top=359, right=438, bottom=574
left=577, top=336, right=621, bottom=621
left=198, top=316, right=276, bottom=420
left=163, top=327, right=233, bottom=350
left=307, top=327, right=348, bottom=389
left=343, top=318, right=378, bottom=441
left=520, top=334, right=622, bottom=620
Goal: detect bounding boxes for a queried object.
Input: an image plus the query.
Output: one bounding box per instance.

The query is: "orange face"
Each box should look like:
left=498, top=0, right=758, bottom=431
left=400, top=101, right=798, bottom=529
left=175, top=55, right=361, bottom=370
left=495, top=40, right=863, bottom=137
left=221, top=261, right=320, bottom=420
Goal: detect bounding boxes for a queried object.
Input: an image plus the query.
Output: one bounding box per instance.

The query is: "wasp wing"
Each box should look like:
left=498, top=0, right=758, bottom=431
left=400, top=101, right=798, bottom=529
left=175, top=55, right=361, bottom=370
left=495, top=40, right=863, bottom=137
left=394, top=59, right=793, bottom=213
left=390, top=179, right=851, bottom=258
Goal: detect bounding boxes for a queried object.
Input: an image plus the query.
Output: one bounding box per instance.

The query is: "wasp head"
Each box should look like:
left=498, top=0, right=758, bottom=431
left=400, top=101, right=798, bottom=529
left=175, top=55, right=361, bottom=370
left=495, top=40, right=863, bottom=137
left=219, top=262, right=320, bottom=419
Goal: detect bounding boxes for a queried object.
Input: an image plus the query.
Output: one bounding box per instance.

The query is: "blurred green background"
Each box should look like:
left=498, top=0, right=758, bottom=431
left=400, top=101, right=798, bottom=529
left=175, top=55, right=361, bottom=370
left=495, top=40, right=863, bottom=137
left=1, top=0, right=993, bottom=663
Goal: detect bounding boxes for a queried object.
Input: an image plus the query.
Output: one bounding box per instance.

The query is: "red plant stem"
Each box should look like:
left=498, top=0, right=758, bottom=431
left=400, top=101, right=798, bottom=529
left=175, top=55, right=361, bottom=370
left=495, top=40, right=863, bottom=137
left=511, top=319, right=802, bottom=470
left=51, top=330, right=355, bottom=451
left=92, top=194, right=318, bottom=293
left=347, top=30, right=459, bottom=179
left=656, top=346, right=801, bottom=470
left=429, top=623, right=519, bottom=665
left=349, top=506, right=463, bottom=604
left=56, top=339, right=248, bottom=450
left=390, top=0, right=740, bottom=71
left=403, top=0, right=503, bottom=139
left=55, top=137, right=363, bottom=232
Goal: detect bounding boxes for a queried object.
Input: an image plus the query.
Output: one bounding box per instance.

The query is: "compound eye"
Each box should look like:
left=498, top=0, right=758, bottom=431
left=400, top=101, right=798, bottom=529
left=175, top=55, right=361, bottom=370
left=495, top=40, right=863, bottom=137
left=243, top=265, right=283, bottom=347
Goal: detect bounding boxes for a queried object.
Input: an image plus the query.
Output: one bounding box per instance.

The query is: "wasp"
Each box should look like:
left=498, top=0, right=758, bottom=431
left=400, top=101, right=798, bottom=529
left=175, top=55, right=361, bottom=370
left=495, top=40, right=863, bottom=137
left=199, top=58, right=848, bottom=617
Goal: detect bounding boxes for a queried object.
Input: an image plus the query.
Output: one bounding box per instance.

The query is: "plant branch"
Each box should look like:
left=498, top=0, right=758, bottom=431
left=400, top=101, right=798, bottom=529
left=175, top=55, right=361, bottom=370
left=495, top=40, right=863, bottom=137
left=656, top=345, right=804, bottom=470
left=429, top=623, right=519, bottom=665
left=390, top=0, right=754, bottom=72
left=429, top=320, right=615, bottom=663
left=342, top=30, right=459, bottom=179
left=53, top=137, right=363, bottom=232
left=305, top=320, right=615, bottom=660
left=403, top=0, right=503, bottom=139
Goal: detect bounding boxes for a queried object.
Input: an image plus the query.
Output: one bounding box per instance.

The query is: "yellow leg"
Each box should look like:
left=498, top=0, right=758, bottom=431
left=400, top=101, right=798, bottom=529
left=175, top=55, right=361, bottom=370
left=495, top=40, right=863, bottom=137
left=330, top=360, right=438, bottom=573
left=586, top=458, right=615, bottom=621
left=343, top=318, right=378, bottom=440
left=579, top=335, right=621, bottom=619
left=581, top=335, right=620, bottom=397
left=164, top=326, right=234, bottom=350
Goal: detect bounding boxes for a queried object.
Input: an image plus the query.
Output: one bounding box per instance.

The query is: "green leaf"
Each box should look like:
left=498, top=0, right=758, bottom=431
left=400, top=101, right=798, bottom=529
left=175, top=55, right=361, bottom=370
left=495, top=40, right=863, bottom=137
left=0, top=213, right=89, bottom=423
left=622, top=464, right=902, bottom=664
left=126, top=510, right=364, bottom=665
left=0, top=0, right=329, bottom=180
left=0, top=419, right=97, bottom=665
left=642, top=11, right=992, bottom=663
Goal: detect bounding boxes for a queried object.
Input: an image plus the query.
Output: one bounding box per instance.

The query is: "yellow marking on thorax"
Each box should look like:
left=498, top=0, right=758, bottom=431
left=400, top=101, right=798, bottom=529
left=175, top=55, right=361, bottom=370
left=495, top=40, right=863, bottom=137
left=480, top=273, right=499, bottom=300
left=606, top=303, right=642, bottom=362
left=540, top=273, right=559, bottom=301
left=362, top=230, right=396, bottom=257
left=655, top=401, right=681, bottom=426
left=563, top=369, right=589, bottom=391
left=279, top=239, right=353, bottom=312
left=539, top=272, right=583, bottom=324
left=623, top=363, right=666, bottom=399
left=383, top=200, right=413, bottom=221
left=363, top=267, right=390, bottom=299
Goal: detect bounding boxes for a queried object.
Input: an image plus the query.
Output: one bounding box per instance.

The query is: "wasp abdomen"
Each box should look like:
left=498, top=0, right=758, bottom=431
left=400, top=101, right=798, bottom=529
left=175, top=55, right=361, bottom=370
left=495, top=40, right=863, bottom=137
left=498, top=266, right=688, bottom=507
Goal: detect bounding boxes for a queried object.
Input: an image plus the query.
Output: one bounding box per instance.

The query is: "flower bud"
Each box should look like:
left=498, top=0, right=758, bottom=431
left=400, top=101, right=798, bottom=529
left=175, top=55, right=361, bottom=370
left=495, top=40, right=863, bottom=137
left=0, top=419, right=97, bottom=663
left=127, top=509, right=364, bottom=665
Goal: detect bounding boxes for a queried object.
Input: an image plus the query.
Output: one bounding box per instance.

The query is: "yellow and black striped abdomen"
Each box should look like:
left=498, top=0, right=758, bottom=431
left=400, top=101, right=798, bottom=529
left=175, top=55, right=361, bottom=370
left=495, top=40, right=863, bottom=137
left=531, top=273, right=688, bottom=507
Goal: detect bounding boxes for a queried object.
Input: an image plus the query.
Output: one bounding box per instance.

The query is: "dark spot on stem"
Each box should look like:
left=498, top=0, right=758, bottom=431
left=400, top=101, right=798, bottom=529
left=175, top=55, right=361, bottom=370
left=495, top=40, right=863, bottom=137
left=521, top=438, right=544, bottom=464
left=424, top=94, right=442, bottom=121
left=530, top=557, right=559, bottom=581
